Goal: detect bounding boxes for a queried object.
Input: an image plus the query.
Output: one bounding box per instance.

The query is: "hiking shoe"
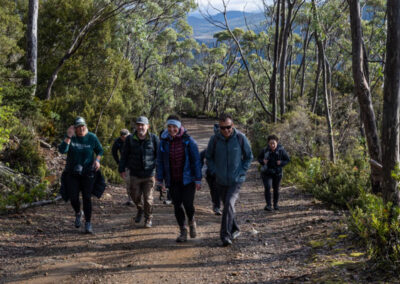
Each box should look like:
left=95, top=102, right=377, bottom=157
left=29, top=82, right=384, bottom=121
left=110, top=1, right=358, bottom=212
left=74, top=211, right=82, bottom=228
left=176, top=227, right=188, bottom=242
left=213, top=207, right=222, bottom=216
left=222, top=238, right=232, bottom=247
left=274, top=205, right=280, bottom=211
left=189, top=221, right=197, bottom=238
left=124, top=200, right=134, bottom=206
left=144, top=219, right=152, bottom=228
left=163, top=199, right=172, bottom=205
left=85, top=222, right=93, bottom=234
left=232, top=230, right=241, bottom=240
left=264, top=205, right=273, bottom=211
left=135, top=210, right=143, bottom=223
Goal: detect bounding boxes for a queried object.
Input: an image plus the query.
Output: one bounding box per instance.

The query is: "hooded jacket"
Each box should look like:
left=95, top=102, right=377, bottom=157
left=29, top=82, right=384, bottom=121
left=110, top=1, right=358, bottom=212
left=257, top=144, right=290, bottom=176
left=156, top=128, right=202, bottom=187
left=206, top=127, right=253, bottom=186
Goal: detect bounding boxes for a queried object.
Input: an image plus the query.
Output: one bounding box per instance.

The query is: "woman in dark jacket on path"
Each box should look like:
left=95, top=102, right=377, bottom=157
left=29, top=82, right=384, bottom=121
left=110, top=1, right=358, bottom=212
left=257, top=135, right=290, bottom=211
left=156, top=115, right=202, bottom=242
left=59, top=117, right=103, bottom=233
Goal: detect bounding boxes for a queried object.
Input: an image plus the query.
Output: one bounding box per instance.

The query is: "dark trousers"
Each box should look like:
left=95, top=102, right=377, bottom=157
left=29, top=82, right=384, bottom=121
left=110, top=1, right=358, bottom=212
left=205, top=174, right=220, bottom=209
left=169, top=182, right=196, bottom=227
left=217, top=182, right=241, bottom=241
left=68, top=173, right=95, bottom=222
left=262, top=174, right=282, bottom=207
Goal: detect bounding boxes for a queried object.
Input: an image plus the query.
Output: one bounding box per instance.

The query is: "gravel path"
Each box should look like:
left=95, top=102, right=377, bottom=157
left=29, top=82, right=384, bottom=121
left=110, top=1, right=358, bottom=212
left=0, top=118, right=370, bottom=283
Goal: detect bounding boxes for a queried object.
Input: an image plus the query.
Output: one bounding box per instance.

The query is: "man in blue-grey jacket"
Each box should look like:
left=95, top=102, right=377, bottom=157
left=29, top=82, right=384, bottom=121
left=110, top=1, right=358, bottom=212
left=206, top=113, right=253, bottom=246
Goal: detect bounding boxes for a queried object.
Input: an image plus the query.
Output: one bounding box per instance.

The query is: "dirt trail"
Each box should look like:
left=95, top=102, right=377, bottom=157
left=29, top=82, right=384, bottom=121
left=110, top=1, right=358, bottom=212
left=0, top=118, right=364, bottom=283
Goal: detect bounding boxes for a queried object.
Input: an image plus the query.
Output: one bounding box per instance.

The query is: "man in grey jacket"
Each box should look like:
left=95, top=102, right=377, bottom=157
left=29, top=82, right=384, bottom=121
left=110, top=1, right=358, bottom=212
left=206, top=113, right=253, bottom=246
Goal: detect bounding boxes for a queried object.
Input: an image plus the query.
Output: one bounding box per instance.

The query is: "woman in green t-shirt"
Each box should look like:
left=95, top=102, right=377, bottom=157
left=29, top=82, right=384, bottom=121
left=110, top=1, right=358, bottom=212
left=59, top=117, right=103, bottom=233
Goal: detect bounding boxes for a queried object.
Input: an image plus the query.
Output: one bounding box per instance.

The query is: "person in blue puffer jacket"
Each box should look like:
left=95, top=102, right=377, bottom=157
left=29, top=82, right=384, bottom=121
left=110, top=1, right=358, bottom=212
left=206, top=113, right=253, bottom=247
left=156, top=115, right=202, bottom=243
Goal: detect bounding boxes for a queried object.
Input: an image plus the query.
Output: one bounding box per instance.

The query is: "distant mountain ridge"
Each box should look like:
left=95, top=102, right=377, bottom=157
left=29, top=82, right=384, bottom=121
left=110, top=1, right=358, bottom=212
left=188, top=11, right=265, bottom=41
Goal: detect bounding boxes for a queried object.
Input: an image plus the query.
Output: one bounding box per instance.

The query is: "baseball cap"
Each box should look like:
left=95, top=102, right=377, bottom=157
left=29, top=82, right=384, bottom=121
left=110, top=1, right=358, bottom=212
left=136, top=116, right=149, bottom=125
left=74, top=117, right=86, bottom=127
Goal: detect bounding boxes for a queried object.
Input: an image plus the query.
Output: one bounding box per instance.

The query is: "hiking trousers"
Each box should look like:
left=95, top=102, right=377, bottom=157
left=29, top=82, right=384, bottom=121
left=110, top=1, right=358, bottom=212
left=169, top=182, right=196, bottom=227
left=68, top=173, right=95, bottom=222
left=262, top=174, right=282, bottom=207
left=216, top=182, right=241, bottom=241
left=129, top=176, right=155, bottom=220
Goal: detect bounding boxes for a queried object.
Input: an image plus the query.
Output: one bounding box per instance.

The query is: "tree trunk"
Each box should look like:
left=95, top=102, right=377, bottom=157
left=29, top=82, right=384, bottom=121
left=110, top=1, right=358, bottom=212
left=348, top=0, right=382, bottom=193
left=270, top=0, right=281, bottom=122
left=300, top=18, right=311, bottom=98
left=312, top=0, right=335, bottom=163
left=24, top=0, right=39, bottom=97
left=381, top=0, right=400, bottom=205
left=312, top=48, right=321, bottom=113
left=279, top=0, right=286, bottom=116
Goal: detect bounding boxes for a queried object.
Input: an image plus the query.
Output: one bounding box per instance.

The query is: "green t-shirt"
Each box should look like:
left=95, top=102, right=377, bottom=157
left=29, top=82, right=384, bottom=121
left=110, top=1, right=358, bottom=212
left=59, top=132, right=103, bottom=172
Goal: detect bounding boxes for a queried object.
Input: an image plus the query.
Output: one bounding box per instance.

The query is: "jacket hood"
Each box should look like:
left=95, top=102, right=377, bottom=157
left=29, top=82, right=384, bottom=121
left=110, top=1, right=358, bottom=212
left=161, top=127, right=186, bottom=140
left=213, top=123, right=219, bottom=135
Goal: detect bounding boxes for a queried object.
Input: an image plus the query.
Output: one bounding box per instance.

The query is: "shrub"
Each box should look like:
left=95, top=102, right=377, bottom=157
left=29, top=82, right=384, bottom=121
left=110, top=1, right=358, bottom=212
left=348, top=192, right=400, bottom=267
left=1, top=125, right=47, bottom=179
left=291, top=157, right=370, bottom=209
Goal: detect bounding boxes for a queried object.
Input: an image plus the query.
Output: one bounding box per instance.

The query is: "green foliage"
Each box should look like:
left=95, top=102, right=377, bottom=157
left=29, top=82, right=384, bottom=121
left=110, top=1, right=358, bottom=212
left=287, top=157, right=370, bottom=209
left=0, top=182, right=48, bottom=213
left=1, top=125, right=47, bottom=178
left=348, top=192, right=400, bottom=266
left=101, top=164, right=123, bottom=184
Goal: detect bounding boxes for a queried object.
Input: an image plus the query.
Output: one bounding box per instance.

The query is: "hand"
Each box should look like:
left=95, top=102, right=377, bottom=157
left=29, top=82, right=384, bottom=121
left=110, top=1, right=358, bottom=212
left=263, top=159, right=268, bottom=165
left=67, top=125, right=75, bottom=138
left=195, top=183, right=201, bottom=191
left=277, top=160, right=281, bottom=166
left=93, top=160, right=100, bottom=171
left=120, top=172, right=126, bottom=179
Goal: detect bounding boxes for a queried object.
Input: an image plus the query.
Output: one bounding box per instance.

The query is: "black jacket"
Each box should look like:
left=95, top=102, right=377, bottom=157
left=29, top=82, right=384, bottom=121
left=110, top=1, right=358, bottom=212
left=111, top=137, right=125, bottom=164
left=60, top=170, right=106, bottom=201
left=257, top=144, right=290, bottom=176
left=119, top=132, right=159, bottom=177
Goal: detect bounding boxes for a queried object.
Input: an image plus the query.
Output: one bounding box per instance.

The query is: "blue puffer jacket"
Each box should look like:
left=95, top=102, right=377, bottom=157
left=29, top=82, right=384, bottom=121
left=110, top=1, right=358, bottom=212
left=206, top=128, right=253, bottom=186
left=156, top=129, right=202, bottom=187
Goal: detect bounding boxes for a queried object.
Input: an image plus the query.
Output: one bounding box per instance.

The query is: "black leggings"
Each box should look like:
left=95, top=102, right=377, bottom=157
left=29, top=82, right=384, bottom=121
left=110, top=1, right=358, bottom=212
left=68, top=173, right=95, bottom=222
left=262, top=174, right=282, bottom=207
left=169, top=182, right=196, bottom=227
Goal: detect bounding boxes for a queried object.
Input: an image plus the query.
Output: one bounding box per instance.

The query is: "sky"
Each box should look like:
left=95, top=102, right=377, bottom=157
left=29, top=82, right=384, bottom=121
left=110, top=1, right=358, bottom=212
left=195, top=0, right=268, bottom=14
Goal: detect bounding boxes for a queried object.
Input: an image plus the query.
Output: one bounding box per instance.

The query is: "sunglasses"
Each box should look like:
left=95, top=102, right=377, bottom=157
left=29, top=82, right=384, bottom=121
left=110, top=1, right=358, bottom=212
left=220, top=125, right=232, bottom=130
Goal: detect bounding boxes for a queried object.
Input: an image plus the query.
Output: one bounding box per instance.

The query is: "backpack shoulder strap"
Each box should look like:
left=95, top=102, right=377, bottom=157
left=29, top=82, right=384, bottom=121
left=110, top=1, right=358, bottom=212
left=236, top=131, right=245, bottom=154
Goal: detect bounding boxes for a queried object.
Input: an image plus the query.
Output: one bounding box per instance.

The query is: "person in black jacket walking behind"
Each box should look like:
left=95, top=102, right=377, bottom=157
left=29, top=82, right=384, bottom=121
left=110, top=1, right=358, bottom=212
left=257, top=135, right=290, bottom=211
left=119, top=116, right=159, bottom=228
left=112, top=129, right=132, bottom=205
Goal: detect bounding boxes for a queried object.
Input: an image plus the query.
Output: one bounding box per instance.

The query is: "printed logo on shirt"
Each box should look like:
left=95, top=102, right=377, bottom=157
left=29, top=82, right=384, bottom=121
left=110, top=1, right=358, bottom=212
left=71, top=142, right=92, bottom=150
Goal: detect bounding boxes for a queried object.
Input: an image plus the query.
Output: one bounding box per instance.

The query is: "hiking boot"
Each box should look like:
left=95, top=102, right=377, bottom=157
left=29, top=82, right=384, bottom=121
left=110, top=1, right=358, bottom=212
left=222, top=238, right=232, bottom=247
left=213, top=207, right=222, bottom=216
left=232, top=230, right=241, bottom=240
left=74, top=211, right=82, bottom=228
left=274, top=205, right=280, bottom=211
left=144, top=218, right=152, bottom=228
left=85, top=222, right=93, bottom=234
left=189, top=220, right=197, bottom=238
left=163, top=199, right=172, bottom=205
left=264, top=205, right=273, bottom=211
left=176, top=227, right=188, bottom=243
left=135, top=210, right=143, bottom=223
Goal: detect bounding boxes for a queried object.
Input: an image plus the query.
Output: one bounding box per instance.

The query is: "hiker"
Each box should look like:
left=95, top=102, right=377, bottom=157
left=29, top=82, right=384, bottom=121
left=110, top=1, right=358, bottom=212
left=200, top=144, right=221, bottom=215
left=119, top=116, right=159, bottom=228
left=206, top=113, right=253, bottom=247
left=257, top=134, right=290, bottom=211
left=156, top=115, right=202, bottom=242
left=112, top=128, right=133, bottom=206
left=58, top=117, right=103, bottom=234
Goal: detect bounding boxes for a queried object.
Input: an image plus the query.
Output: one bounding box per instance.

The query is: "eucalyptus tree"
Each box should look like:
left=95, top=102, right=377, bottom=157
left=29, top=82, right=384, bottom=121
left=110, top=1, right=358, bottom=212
left=24, top=0, right=39, bottom=97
